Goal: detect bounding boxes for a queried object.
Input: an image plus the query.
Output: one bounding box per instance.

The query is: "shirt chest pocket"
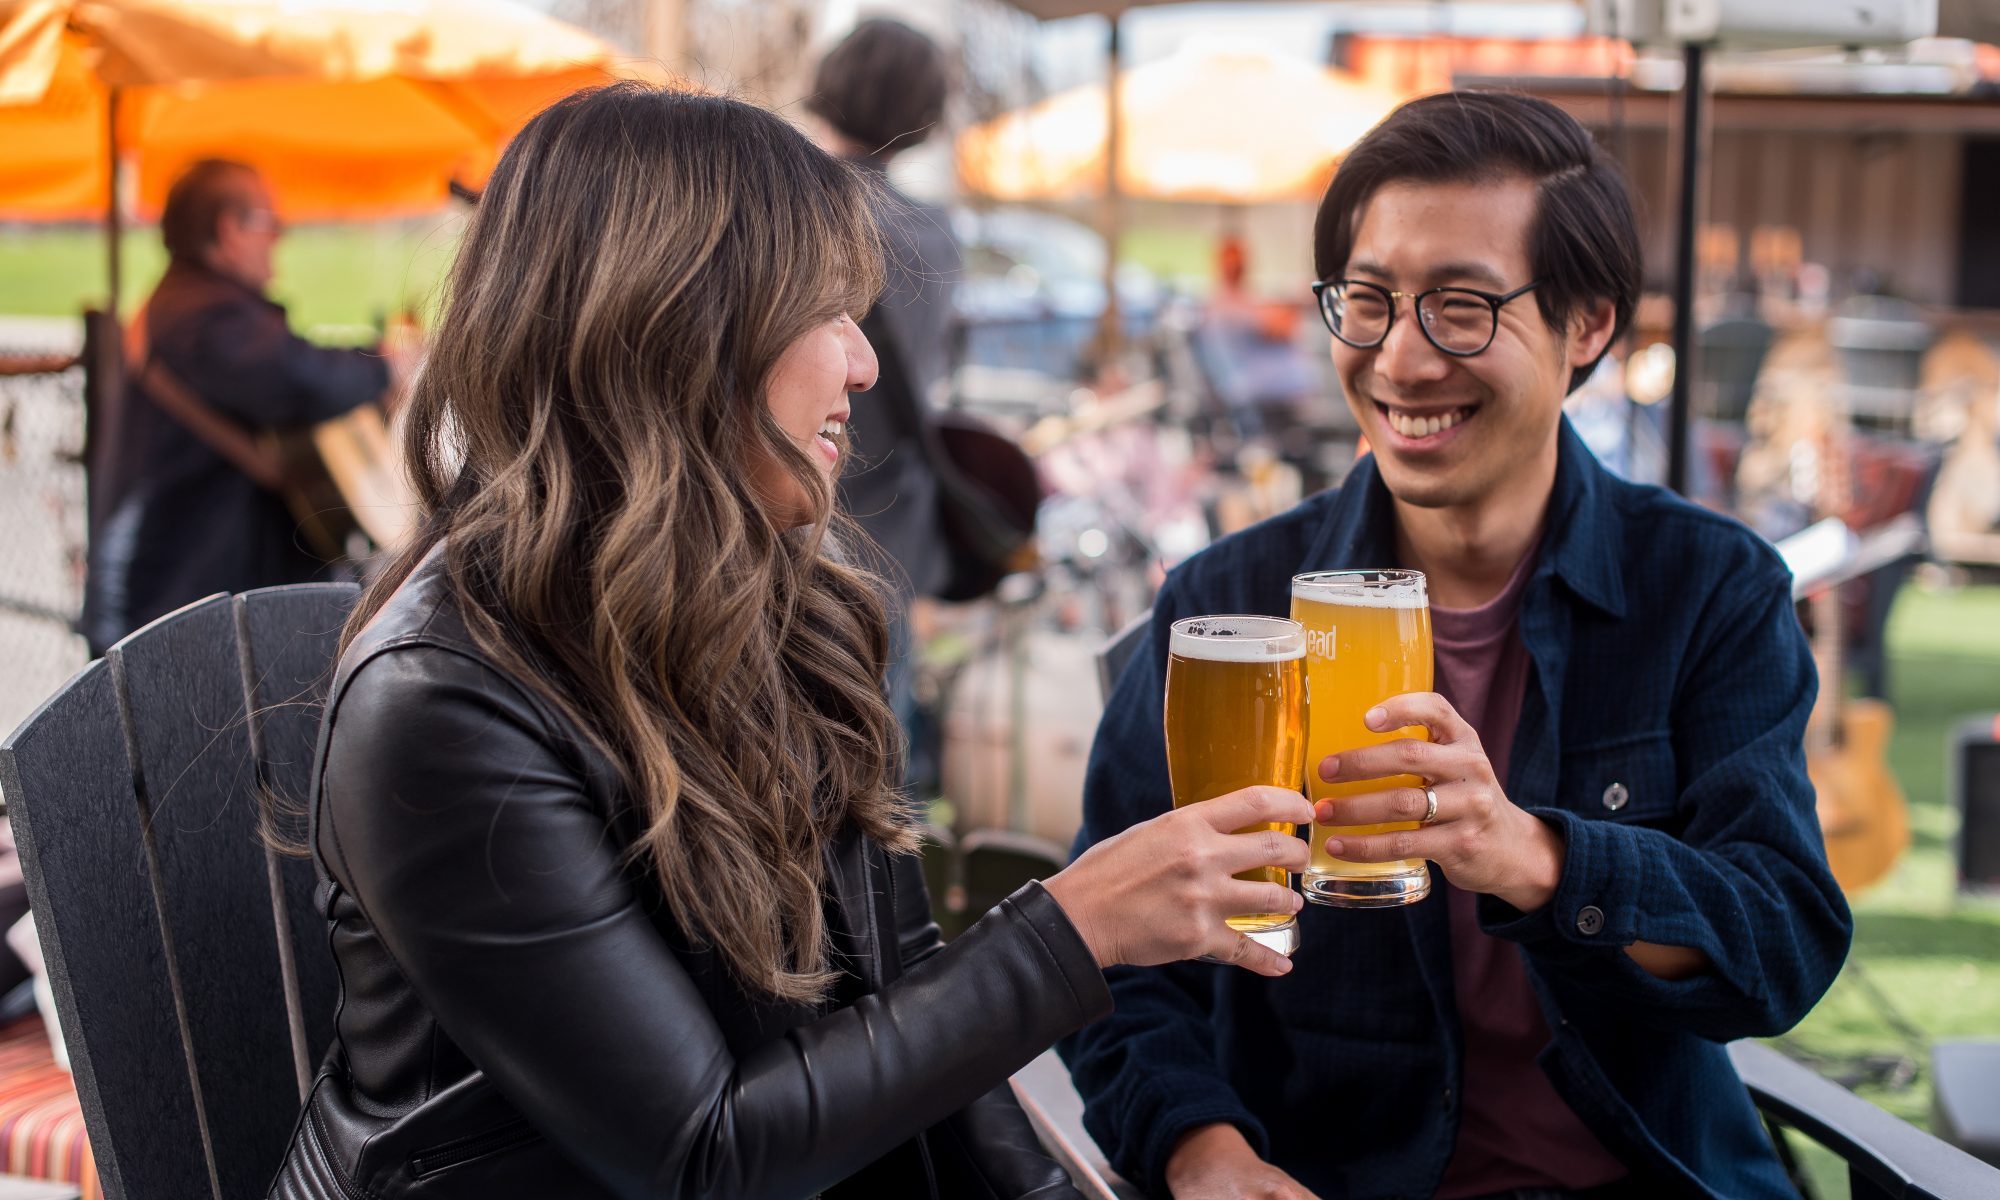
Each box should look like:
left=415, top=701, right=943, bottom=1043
left=1556, top=731, right=1681, bottom=832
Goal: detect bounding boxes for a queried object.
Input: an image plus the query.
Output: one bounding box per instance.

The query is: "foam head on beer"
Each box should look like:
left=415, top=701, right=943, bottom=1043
left=1291, top=572, right=1427, bottom=662
left=1169, top=616, right=1309, bottom=663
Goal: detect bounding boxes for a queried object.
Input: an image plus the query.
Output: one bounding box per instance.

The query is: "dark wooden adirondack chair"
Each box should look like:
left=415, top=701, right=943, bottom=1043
left=959, top=829, right=1069, bottom=923
left=1010, top=612, right=2000, bottom=1200
left=0, top=583, right=360, bottom=1200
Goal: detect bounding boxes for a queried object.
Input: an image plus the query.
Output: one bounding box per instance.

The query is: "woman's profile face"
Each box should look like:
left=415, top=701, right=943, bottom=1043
left=757, top=314, right=879, bottom=524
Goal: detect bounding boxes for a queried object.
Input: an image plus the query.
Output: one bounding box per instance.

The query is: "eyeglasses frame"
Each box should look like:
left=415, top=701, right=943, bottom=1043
left=1310, top=277, right=1543, bottom=358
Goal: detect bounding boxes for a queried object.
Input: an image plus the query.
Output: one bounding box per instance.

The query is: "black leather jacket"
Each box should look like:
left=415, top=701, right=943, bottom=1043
left=267, top=553, right=1111, bottom=1199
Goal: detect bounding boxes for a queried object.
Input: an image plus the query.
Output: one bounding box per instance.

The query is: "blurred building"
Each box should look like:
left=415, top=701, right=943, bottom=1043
left=1340, top=33, right=2000, bottom=312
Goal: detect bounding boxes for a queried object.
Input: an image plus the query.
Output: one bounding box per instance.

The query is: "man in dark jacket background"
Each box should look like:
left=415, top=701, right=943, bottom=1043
left=81, top=159, right=391, bottom=652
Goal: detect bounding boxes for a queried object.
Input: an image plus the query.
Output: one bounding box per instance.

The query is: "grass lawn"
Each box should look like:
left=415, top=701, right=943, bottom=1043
left=1776, top=579, right=2000, bottom=1192
left=1, top=219, right=1200, bottom=337
left=1118, top=224, right=1215, bottom=290
left=0, top=222, right=461, bottom=340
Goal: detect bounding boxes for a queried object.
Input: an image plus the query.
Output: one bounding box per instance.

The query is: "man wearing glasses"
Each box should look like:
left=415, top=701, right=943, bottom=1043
left=82, top=160, right=395, bottom=652
left=1063, top=92, right=1849, bottom=1199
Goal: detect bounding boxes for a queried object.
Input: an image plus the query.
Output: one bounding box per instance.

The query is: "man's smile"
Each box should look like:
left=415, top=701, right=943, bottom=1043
left=1372, top=400, right=1482, bottom=449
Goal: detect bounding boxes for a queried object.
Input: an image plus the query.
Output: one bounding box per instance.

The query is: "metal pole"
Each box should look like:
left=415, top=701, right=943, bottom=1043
left=106, top=87, right=123, bottom=318
left=644, top=0, right=685, bottom=67
left=1667, top=42, right=1705, bottom=496
left=1006, top=599, right=1029, bottom=833
left=1094, top=10, right=1123, bottom=370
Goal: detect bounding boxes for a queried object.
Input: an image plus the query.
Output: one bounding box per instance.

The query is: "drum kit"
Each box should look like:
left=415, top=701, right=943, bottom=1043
left=925, top=372, right=1298, bottom=851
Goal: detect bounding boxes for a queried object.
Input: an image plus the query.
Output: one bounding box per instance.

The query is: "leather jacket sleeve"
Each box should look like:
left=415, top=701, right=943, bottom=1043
left=318, top=643, right=1112, bottom=1200
left=889, top=850, right=1088, bottom=1200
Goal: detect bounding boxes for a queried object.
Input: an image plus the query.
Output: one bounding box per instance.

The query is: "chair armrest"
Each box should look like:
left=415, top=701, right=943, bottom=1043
left=1729, top=1041, right=2000, bottom=1199
left=1014, top=1041, right=2000, bottom=1199
left=0, top=1175, right=83, bottom=1199
left=1010, top=1051, right=1147, bottom=1200
left=1096, top=612, right=1152, bottom=705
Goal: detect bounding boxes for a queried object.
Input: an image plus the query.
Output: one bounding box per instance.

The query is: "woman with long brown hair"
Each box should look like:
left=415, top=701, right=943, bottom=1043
left=267, top=84, right=1307, bottom=1200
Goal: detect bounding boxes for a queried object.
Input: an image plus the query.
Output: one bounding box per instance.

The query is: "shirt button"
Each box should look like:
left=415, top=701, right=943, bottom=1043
left=1576, top=905, right=1606, bottom=936
left=1601, top=782, right=1629, bottom=811
left=1442, top=1087, right=1454, bottom=1111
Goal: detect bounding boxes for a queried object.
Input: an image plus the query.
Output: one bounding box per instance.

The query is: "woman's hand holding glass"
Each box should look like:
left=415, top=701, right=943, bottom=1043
left=1042, top=786, right=1313, bottom=978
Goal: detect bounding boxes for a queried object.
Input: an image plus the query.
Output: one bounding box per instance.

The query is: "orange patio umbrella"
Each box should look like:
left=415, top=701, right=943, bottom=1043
left=0, top=0, right=670, bottom=307
left=956, top=42, right=1409, bottom=364
left=957, top=46, right=1409, bottom=205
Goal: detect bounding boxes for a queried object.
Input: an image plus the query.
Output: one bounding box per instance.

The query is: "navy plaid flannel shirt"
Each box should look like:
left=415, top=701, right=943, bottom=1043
left=1059, top=418, right=1852, bottom=1199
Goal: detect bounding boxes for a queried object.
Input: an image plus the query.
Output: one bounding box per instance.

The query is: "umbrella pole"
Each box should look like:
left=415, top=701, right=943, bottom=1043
left=105, top=87, right=122, bottom=319
left=644, top=0, right=684, bottom=68
left=1094, top=9, right=1123, bottom=373
left=1666, top=43, right=1706, bottom=496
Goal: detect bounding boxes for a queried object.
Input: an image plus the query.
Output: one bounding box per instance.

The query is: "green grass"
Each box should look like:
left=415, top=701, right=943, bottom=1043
left=0, top=222, right=461, bottom=339
left=3, top=218, right=1207, bottom=333
left=1775, top=580, right=2000, bottom=1194
left=1117, top=224, right=1216, bottom=291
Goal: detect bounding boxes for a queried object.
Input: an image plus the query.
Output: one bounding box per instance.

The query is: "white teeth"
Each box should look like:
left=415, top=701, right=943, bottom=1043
left=1385, top=407, right=1469, bottom=439
left=818, top=420, right=844, bottom=438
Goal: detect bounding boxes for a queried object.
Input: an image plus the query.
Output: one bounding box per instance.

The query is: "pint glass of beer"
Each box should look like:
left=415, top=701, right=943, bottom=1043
left=1164, top=615, right=1308, bottom=956
left=1290, top=570, right=1433, bottom=907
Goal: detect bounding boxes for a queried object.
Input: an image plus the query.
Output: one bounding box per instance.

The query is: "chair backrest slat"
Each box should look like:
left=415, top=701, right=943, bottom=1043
left=0, top=661, right=209, bottom=1200
left=108, top=595, right=301, bottom=1200
left=1096, top=612, right=1151, bottom=704
left=960, top=829, right=1069, bottom=918
left=236, top=583, right=358, bottom=1097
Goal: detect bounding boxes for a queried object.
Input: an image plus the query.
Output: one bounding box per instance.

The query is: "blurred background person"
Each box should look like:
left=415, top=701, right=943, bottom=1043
left=1193, top=233, right=1319, bottom=444
left=80, top=159, right=395, bottom=654
left=806, top=18, right=958, bottom=781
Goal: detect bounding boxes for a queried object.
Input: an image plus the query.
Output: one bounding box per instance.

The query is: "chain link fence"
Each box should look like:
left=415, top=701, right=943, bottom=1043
left=0, top=318, right=90, bottom=738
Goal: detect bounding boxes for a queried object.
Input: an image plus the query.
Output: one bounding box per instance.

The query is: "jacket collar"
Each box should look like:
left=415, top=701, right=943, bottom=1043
left=1299, top=416, right=1627, bottom=620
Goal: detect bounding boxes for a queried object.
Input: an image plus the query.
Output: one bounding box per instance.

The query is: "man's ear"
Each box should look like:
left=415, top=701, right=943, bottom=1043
left=1567, top=296, right=1618, bottom=371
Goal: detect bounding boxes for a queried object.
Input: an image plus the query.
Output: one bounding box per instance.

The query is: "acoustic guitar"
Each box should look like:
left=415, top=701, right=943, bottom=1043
left=127, top=312, right=418, bottom=562
left=272, top=405, right=418, bottom=559
left=1793, top=425, right=1910, bottom=896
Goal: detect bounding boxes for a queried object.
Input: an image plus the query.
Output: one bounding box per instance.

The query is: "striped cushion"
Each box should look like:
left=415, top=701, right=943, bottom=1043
left=0, top=1016, right=97, bottom=1199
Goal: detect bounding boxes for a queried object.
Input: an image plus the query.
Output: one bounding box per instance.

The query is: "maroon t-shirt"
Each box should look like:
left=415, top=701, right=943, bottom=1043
left=1430, top=547, right=1628, bottom=1196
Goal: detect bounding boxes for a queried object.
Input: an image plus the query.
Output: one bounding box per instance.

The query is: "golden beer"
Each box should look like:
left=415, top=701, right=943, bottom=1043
left=1164, top=615, right=1307, bottom=955
left=1290, top=571, right=1434, bottom=907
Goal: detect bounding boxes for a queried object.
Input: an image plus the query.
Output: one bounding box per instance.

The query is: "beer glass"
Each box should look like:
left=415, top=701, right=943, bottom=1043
left=1290, top=570, right=1434, bottom=907
left=1164, top=615, right=1308, bottom=956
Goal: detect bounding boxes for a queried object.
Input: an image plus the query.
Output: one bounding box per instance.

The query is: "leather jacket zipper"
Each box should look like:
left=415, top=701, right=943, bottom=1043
left=409, top=1118, right=539, bottom=1178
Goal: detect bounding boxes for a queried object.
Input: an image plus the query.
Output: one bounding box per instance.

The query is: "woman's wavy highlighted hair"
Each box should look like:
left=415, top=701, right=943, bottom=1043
left=346, top=83, right=914, bottom=1003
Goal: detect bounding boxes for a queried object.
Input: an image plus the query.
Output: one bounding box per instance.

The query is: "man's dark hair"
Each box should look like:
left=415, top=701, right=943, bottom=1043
left=161, top=158, right=258, bottom=264
left=1313, top=91, right=1641, bottom=394
left=805, top=19, right=948, bottom=159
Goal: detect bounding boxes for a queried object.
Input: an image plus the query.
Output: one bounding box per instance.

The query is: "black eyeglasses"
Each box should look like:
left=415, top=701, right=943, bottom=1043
left=1311, top=278, right=1541, bottom=357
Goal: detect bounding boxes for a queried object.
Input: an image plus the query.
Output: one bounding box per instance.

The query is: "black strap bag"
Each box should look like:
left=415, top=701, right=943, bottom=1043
left=862, top=310, right=1040, bottom=603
